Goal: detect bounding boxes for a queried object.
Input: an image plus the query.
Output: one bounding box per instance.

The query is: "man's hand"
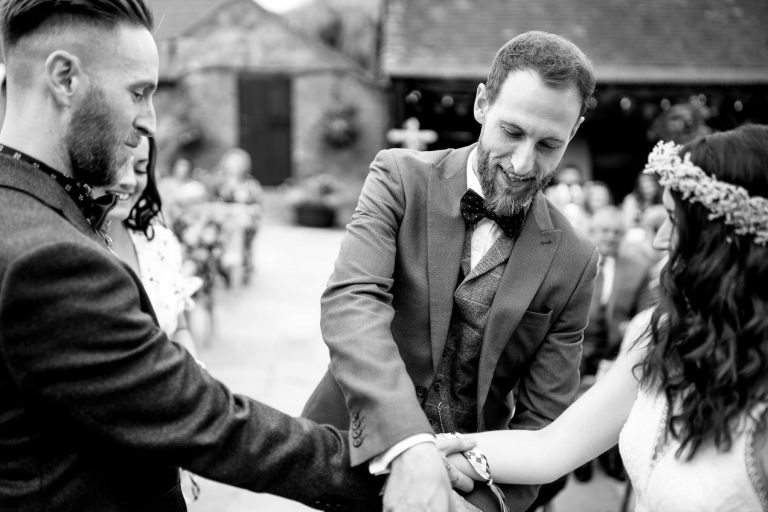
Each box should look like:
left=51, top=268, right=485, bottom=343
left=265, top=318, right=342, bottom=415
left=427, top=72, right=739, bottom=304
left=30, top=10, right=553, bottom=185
left=383, top=441, right=467, bottom=511
left=435, top=434, right=482, bottom=483
left=437, top=435, right=477, bottom=493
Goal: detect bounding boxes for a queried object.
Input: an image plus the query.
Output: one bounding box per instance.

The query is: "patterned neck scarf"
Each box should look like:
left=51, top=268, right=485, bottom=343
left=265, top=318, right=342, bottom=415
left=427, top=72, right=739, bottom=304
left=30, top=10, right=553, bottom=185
left=0, top=144, right=117, bottom=244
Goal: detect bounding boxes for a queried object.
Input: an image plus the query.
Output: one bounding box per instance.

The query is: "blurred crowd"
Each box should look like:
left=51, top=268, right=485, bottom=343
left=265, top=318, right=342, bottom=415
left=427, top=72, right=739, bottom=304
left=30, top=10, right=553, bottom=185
left=544, top=164, right=666, bottom=499
left=158, top=147, right=264, bottom=348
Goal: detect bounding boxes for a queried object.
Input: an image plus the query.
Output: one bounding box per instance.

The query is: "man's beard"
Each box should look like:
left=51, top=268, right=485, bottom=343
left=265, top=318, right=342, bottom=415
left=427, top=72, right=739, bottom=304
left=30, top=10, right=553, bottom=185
left=475, top=140, right=554, bottom=217
left=65, top=86, right=129, bottom=188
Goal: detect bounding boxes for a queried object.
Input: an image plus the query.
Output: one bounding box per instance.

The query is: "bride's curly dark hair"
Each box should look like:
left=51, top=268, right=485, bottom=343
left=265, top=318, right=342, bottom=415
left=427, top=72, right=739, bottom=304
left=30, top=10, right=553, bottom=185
left=640, top=123, right=768, bottom=459
left=124, top=136, right=163, bottom=240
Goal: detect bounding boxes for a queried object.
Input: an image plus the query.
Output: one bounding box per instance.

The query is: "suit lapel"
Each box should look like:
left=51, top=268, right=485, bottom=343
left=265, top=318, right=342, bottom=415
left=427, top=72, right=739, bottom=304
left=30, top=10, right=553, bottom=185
left=477, top=193, right=562, bottom=409
left=464, top=234, right=514, bottom=282
left=427, top=145, right=473, bottom=372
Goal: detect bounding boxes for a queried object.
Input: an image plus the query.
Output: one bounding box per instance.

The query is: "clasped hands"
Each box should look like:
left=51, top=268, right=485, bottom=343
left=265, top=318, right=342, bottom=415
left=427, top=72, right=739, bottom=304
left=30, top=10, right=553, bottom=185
left=381, top=433, right=485, bottom=512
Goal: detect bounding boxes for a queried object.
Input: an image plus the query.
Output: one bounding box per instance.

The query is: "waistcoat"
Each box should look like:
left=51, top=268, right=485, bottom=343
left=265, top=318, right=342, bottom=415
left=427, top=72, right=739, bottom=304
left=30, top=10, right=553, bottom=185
left=423, top=228, right=514, bottom=433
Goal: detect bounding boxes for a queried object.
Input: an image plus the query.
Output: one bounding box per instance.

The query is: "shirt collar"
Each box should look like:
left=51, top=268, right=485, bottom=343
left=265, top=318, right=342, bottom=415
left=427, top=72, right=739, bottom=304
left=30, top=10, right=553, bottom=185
left=466, top=147, right=484, bottom=197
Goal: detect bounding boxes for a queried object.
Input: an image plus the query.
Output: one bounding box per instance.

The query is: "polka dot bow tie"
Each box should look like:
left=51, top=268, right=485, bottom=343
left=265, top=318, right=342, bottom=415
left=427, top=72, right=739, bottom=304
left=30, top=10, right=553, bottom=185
left=460, top=189, right=525, bottom=239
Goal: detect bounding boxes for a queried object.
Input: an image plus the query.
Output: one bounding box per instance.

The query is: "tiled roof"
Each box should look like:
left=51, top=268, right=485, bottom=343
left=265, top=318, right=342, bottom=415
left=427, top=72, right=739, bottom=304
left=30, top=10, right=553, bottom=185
left=152, top=0, right=372, bottom=80
left=381, top=0, right=768, bottom=84
left=151, top=0, right=232, bottom=40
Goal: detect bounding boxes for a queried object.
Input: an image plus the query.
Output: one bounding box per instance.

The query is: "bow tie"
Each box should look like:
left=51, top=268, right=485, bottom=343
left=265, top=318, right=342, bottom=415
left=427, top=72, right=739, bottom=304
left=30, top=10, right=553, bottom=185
left=460, top=188, right=525, bottom=239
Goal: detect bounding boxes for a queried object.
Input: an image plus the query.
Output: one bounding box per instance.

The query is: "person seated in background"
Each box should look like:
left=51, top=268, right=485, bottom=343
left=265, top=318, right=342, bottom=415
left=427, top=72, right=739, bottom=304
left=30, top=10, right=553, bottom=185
left=620, top=203, right=668, bottom=274
left=582, top=179, right=614, bottom=216
left=158, top=155, right=208, bottom=224
left=575, top=205, right=654, bottom=483
left=582, top=206, right=654, bottom=377
left=545, top=162, right=589, bottom=233
left=544, top=162, right=585, bottom=208
left=620, top=172, right=663, bottom=230
left=213, top=147, right=263, bottom=286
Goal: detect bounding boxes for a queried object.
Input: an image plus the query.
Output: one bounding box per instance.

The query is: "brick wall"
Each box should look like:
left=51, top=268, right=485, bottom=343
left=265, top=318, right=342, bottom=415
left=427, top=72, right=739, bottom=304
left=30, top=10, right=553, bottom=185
left=154, top=0, right=387, bottom=203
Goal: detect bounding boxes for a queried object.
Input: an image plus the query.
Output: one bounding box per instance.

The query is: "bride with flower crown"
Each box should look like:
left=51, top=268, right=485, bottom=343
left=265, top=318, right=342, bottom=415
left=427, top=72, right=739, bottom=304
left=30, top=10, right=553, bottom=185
left=439, top=123, right=768, bottom=512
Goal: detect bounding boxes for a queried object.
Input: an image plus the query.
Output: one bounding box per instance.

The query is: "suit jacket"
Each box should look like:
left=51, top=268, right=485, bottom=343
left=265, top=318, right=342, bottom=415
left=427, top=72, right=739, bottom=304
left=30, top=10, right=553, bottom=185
left=0, top=155, right=379, bottom=512
left=607, top=255, right=654, bottom=348
left=585, top=254, right=653, bottom=362
left=303, top=145, right=598, bottom=511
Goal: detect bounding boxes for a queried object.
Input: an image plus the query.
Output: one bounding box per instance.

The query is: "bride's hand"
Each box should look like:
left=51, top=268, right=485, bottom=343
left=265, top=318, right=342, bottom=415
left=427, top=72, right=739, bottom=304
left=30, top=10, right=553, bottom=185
left=436, top=433, right=484, bottom=484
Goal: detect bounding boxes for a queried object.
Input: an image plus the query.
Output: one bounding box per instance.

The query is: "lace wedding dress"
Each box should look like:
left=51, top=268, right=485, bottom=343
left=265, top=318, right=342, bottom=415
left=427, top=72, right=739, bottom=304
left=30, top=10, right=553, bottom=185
left=619, top=388, right=768, bottom=511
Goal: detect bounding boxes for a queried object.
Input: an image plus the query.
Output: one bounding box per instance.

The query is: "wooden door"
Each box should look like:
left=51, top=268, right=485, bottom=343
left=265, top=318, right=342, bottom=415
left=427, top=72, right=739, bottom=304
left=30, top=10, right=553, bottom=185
left=238, top=74, right=292, bottom=186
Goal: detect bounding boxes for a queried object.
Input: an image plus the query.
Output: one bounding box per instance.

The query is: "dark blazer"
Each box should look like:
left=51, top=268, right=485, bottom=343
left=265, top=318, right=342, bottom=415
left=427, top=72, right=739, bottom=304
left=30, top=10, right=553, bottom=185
left=0, top=155, right=378, bottom=512
left=589, top=254, right=654, bottom=357
left=303, top=145, right=598, bottom=511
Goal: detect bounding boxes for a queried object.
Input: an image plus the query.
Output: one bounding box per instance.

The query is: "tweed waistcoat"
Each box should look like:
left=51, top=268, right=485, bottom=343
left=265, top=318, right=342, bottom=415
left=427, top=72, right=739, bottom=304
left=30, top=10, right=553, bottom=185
left=423, top=228, right=514, bottom=433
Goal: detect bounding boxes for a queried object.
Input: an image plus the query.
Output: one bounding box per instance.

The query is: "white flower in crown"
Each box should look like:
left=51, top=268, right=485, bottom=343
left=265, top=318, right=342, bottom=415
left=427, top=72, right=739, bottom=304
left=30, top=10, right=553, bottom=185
left=643, top=140, right=768, bottom=246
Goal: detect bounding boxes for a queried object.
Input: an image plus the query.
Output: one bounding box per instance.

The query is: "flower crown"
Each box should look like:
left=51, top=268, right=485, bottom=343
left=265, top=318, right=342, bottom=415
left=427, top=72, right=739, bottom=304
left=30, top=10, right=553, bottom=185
left=643, top=140, right=768, bottom=247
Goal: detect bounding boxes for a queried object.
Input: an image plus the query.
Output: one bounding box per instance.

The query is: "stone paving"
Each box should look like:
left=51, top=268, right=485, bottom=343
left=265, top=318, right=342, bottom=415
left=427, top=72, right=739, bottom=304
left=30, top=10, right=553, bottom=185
left=185, top=207, right=627, bottom=512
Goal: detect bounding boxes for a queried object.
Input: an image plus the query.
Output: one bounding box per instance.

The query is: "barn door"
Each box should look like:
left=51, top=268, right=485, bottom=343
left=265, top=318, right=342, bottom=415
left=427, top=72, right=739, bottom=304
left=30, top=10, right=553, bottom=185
left=238, top=74, right=292, bottom=186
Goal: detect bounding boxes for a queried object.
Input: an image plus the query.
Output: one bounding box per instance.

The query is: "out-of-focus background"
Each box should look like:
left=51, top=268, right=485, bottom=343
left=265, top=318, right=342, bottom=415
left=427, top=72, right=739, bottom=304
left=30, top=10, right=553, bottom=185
left=4, top=0, right=766, bottom=509
left=148, top=0, right=767, bottom=200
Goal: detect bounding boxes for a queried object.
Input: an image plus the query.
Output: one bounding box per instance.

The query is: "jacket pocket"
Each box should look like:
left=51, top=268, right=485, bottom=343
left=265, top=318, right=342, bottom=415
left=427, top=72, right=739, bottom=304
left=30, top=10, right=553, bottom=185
left=518, top=309, right=552, bottom=327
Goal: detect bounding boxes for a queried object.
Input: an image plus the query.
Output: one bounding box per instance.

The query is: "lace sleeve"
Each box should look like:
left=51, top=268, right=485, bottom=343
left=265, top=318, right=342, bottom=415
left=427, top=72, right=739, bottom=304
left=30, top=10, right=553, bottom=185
left=746, top=403, right=768, bottom=511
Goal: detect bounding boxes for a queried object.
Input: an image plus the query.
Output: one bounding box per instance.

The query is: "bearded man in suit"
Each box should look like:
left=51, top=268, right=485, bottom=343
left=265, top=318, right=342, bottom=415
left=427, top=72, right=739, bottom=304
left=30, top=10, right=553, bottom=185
left=303, top=31, right=600, bottom=512
left=0, top=1, right=477, bottom=510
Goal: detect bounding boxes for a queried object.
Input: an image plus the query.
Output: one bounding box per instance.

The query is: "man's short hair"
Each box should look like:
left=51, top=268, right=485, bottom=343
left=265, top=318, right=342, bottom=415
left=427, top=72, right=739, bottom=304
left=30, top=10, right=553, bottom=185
left=485, top=30, right=596, bottom=116
left=1, top=0, right=154, bottom=50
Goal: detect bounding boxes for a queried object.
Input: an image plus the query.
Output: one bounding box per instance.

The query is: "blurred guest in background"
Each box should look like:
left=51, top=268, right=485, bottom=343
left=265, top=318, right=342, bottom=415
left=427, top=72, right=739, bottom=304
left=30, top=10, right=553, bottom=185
left=158, top=155, right=208, bottom=223
left=545, top=162, right=588, bottom=233
left=620, top=203, right=668, bottom=274
left=582, top=179, right=614, bottom=216
left=545, top=162, right=585, bottom=208
left=577, top=205, right=654, bottom=483
left=621, top=172, right=663, bottom=230
left=583, top=205, right=654, bottom=374
left=213, top=147, right=263, bottom=286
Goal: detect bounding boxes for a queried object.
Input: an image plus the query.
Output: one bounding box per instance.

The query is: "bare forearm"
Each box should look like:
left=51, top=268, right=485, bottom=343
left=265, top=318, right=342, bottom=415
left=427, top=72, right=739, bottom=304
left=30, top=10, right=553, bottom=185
left=443, top=349, right=643, bottom=485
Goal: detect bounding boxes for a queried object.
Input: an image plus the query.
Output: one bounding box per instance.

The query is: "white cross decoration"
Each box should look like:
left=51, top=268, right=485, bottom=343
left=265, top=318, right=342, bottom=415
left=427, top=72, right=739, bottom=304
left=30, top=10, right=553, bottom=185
left=387, top=117, right=438, bottom=150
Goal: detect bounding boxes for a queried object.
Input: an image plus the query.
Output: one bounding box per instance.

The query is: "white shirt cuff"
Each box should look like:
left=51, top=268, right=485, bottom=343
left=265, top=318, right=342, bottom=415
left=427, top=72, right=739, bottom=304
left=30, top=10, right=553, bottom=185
left=368, top=433, right=436, bottom=475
